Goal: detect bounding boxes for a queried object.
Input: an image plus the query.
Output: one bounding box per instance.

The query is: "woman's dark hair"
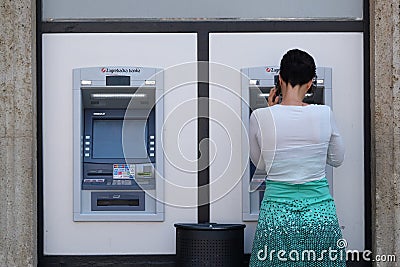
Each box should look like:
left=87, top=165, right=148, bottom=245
left=279, top=49, right=316, bottom=87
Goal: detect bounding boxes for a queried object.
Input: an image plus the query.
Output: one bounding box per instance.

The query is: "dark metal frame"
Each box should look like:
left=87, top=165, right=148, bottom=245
left=37, top=0, right=371, bottom=265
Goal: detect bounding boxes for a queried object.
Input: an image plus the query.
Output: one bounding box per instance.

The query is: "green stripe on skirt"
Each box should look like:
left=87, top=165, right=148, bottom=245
left=249, top=178, right=346, bottom=267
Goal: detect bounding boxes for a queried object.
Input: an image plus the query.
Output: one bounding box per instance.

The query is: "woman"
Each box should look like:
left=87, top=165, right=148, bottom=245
left=249, top=49, right=346, bottom=266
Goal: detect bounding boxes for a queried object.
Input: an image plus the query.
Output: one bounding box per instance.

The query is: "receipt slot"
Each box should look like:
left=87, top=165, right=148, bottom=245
left=73, top=66, right=164, bottom=221
left=241, top=66, right=332, bottom=221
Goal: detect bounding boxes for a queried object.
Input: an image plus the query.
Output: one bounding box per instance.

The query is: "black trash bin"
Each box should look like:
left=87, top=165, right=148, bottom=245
left=174, top=223, right=246, bottom=267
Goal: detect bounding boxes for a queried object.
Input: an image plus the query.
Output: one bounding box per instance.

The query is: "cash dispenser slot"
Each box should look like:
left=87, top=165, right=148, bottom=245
left=91, top=192, right=145, bottom=211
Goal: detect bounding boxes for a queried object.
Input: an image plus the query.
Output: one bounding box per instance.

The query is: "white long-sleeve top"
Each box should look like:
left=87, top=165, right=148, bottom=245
left=249, top=104, right=344, bottom=184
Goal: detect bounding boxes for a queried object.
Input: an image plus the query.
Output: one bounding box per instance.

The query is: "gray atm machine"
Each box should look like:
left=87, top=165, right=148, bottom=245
left=241, top=66, right=333, bottom=221
left=73, top=66, right=164, bottom=221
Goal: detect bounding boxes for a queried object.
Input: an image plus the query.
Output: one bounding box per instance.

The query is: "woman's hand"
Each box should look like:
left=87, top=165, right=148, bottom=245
left=268, top=87, right=280, bottom=106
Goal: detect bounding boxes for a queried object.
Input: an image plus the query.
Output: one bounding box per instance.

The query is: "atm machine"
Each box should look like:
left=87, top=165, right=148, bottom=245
left=241, top=66, right=332, bottom=221
left=73, top=66, right=164, bottom=221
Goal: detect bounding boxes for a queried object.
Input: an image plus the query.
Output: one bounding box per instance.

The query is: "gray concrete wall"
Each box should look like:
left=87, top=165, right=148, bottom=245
left=371, top=0, right=400, bottom=266
left=0, top=0, right=37, bottom=266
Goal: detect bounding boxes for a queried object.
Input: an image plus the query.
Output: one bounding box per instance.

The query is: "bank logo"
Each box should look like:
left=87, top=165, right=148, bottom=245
left=101, top=67, right=141, bottom=74
left=265, top=67, right=279, bottom=73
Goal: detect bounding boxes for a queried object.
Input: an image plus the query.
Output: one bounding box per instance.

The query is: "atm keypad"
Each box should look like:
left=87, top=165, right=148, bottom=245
left=112, top=180, right=133, bottom=186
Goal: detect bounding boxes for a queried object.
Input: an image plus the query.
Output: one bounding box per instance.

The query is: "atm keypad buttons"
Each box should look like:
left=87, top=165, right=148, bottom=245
left=112, top=180, right=132, bottom=186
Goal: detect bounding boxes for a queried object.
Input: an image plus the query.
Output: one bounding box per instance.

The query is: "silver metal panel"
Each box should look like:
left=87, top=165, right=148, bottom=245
left=154, top=69, right=165, bottom=216
left=240, top=68, right=252, bottom=220
left=73, top=66, right=164, bottom=221
left=77, top=190, right=162, bottom=222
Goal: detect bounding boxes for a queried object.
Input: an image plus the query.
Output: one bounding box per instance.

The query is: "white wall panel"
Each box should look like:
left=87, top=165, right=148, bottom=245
left=209, top=32, right=364, bottom=253
left=42, top=33, right=197, bottom=254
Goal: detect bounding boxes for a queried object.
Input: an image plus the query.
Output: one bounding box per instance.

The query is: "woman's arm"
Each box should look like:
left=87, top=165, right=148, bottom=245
left=327, top=109, right=345, bottom=167
left=249, top=111, right=266, bottom=170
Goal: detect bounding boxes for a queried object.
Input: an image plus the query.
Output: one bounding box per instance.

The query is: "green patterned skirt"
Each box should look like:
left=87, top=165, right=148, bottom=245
left=250, top=178, right=346, bottom=267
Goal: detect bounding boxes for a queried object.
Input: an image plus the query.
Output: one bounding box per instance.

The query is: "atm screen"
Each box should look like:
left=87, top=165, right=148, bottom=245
left=92, top=119, right=147, bottom=159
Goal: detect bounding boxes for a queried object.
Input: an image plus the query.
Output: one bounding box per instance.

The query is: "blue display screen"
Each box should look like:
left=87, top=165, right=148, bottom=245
left=92, top=119, right=147, bottom=159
